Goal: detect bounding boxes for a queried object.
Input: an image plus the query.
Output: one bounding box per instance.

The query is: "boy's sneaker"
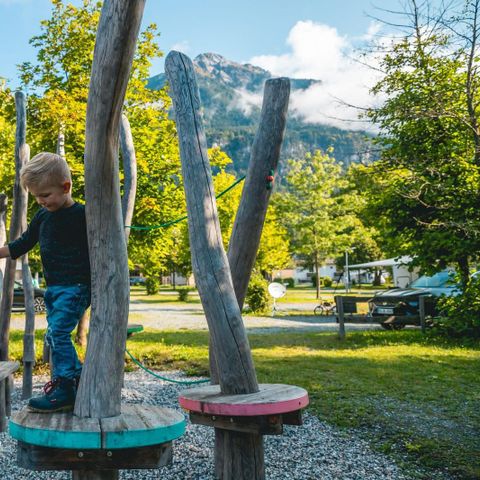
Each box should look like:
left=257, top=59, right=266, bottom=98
left=28, top=377, right=76, bottom=413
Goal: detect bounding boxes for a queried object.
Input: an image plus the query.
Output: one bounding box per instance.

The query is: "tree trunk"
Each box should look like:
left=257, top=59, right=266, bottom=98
left=457, top=256, right=470, bottom=286
left=74, top=0, right=146, bottom=420
left=120, top=113, right=137, bottom=244
left=314, top=252, right=320, bottom=299
left=0, top=91, right=28, bottom=361
left=56, top=127, right=65, bottom=159
left=0, top=194, right=7, bottom=299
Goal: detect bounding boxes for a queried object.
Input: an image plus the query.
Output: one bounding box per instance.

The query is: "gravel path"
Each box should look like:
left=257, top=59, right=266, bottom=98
left=0, top=372, right=451, bottom=480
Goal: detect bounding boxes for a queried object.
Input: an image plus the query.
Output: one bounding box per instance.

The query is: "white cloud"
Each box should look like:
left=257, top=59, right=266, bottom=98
left=170, top=40, right=191, bottom=55
left=249, top=20, right=386, bottom=130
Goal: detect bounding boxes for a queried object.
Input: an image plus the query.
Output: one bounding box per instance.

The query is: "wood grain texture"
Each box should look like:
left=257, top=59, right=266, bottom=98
left=120, top=113, right=137, bottom=243
left=0, top=361, right=19, bottom=379
left=0, top=92, right=28, bottom=362
left=75, top=0, right=146, bottom=419
left=165, top=51, right=258, bottom=396
left=22, top=251, right=35, bottom=399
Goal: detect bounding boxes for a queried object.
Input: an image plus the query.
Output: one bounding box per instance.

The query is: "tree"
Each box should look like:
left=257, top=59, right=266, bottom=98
left=275, top=150, right=365, bottom=298
left=362, top=0, right=480, bottom=284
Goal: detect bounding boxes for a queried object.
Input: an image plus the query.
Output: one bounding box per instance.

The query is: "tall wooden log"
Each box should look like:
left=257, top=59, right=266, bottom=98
left=166, top=51, right=261, bottom=479
left=214, top=78, right=290, bottom=478
left=120, top=113, right=137, bottom=243
left=74, top=0, right=146, bottom=422
left=0, top=91, right=28, bottom=361
left=0, top=194, right=7, bottom=297
left=21, top=254, right=35, bottom=399
left=165, top=51, right=258, bottom=395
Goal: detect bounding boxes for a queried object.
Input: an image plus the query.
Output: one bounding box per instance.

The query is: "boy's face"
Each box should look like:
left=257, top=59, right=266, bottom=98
left=29, top=182, right=72, bottom=212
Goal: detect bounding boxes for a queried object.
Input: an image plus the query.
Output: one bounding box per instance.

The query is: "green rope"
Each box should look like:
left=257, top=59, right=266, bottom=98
left=126, top=175, right=246, bottom=231
left=125, top=348, right=210, bottom=385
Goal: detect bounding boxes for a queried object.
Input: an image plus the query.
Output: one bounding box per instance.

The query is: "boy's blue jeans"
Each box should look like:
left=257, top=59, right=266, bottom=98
left=44, top=284, right=91, bottom=380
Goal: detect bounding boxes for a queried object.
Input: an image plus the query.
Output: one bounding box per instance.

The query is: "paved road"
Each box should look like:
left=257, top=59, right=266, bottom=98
left=9, top=300, right=382, bottom=333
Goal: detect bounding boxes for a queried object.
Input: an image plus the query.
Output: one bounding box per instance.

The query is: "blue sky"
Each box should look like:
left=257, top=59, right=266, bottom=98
left=0, top=0, right=404, bottom=82
left=0, top=0, right=435, bottom=128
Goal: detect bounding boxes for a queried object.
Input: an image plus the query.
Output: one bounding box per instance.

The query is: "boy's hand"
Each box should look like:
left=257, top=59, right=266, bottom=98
left=0, top=246, right=11, bottom=259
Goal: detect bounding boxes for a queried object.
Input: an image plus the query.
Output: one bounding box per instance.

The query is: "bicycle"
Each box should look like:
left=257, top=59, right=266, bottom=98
left=314, top=299, right=337, bottom=316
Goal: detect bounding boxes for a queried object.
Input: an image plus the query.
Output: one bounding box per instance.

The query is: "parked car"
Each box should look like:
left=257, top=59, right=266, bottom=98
left=13, top=281, right=46, bottom=313
left=368, top=270, right=459, bottom=329
left=129, top=276, right=146, bottom=286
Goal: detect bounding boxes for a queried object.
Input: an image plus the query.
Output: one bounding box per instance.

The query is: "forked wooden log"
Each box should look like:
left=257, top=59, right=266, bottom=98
left=74, top=0, right=146, bottom=423
left=166, top=50, right=262, bottom=480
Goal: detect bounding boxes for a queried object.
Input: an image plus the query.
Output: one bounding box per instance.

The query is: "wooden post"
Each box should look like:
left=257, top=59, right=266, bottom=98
left=21, top=250, right=36, bottom=400
left=74, top=0, right=145, bottom=422
left=419, top=295, right=426, bottom=334
left=0, top=194, right=7, bottom=298
left=120, top=113, right=137, bottom=244
left=0, top=91, right=28, bottom=362
left=335, top=296, right=346, bottom=340
left=166, top=51, right=261, bottom=480
left=213, top=78, right=290, bottom=476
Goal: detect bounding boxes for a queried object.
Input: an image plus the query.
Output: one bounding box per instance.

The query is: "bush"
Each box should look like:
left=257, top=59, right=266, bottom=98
left=245, top=273, right=271, bottom=314
left=283, top=277, right=295, bottom=288
left=322, top=276, right=333, bottom=288
left=433, top=277, right=480, bottom=337
left=177, top=286, right=192, bottom=302
left=145, top=277, right=159, bottom=295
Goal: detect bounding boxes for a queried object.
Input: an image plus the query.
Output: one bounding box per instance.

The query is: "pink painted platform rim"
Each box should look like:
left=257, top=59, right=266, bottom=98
left=179, top=383, right=309, bottom=416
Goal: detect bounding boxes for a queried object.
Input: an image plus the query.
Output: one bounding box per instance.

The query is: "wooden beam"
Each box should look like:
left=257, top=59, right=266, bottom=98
left=0, top=194, right=6, bottom=296
left=74, top=0, right=146, bottom=421
left=335, top=295, right=346, bottom=340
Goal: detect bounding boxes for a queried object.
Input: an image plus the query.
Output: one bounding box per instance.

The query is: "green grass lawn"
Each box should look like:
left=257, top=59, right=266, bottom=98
left=7, top=328, right=479, bottom=479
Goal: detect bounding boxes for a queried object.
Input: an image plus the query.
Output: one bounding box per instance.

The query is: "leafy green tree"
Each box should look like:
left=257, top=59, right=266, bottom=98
left=275, top=150, right=365, bottom=298
left=362, top=0, right=480, bottom=284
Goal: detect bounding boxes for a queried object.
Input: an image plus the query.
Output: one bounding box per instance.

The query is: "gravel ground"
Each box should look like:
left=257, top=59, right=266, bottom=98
left=0, top=371, right=452, bottom=480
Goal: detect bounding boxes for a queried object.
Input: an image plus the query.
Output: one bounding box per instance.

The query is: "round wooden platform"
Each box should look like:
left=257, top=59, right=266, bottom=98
left=127, top=323, right=144, bottom=337
left=179, top=384, right=309, bottom=416
left=9, top=404, right=185, bottom=449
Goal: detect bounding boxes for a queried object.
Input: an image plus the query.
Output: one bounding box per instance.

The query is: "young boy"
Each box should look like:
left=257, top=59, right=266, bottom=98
left=0, top=152, right=90, bottom=412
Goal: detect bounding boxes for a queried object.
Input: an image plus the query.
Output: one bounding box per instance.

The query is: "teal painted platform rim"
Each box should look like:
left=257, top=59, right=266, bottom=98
left=9, top=419, right=101, bottom=449
left=9, top=410, right=186, bottom=450
left=127, top=324, right=144, bottom=335
left=104, top=418, right=186, bottom=449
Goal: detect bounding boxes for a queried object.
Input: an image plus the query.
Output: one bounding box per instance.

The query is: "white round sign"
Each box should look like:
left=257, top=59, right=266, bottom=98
left=268, top=282, right=287, bottom=299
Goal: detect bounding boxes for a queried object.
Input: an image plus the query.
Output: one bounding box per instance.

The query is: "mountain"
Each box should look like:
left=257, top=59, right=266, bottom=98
left=148, top=53, right=375, bottom=174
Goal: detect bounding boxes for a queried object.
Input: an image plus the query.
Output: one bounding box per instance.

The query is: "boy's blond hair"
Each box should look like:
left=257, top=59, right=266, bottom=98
left=20, top=152, right=72, bottom=190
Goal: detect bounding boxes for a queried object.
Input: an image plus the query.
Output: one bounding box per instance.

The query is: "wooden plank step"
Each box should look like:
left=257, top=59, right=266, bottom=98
left=0, top=361, right=20, bottom=381
left=179, top=383, right=309, bottom=417
left=9, top=404, right=185, bottom=450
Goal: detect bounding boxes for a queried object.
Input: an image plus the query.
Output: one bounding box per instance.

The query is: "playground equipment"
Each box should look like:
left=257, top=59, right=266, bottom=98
left=166, top=51, right=309, bottom=479
left=9, top=2, right=185, bottom=478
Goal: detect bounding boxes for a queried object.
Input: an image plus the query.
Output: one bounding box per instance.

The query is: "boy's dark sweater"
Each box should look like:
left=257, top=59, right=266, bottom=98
left=8, top=202, right=90, bottom=286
